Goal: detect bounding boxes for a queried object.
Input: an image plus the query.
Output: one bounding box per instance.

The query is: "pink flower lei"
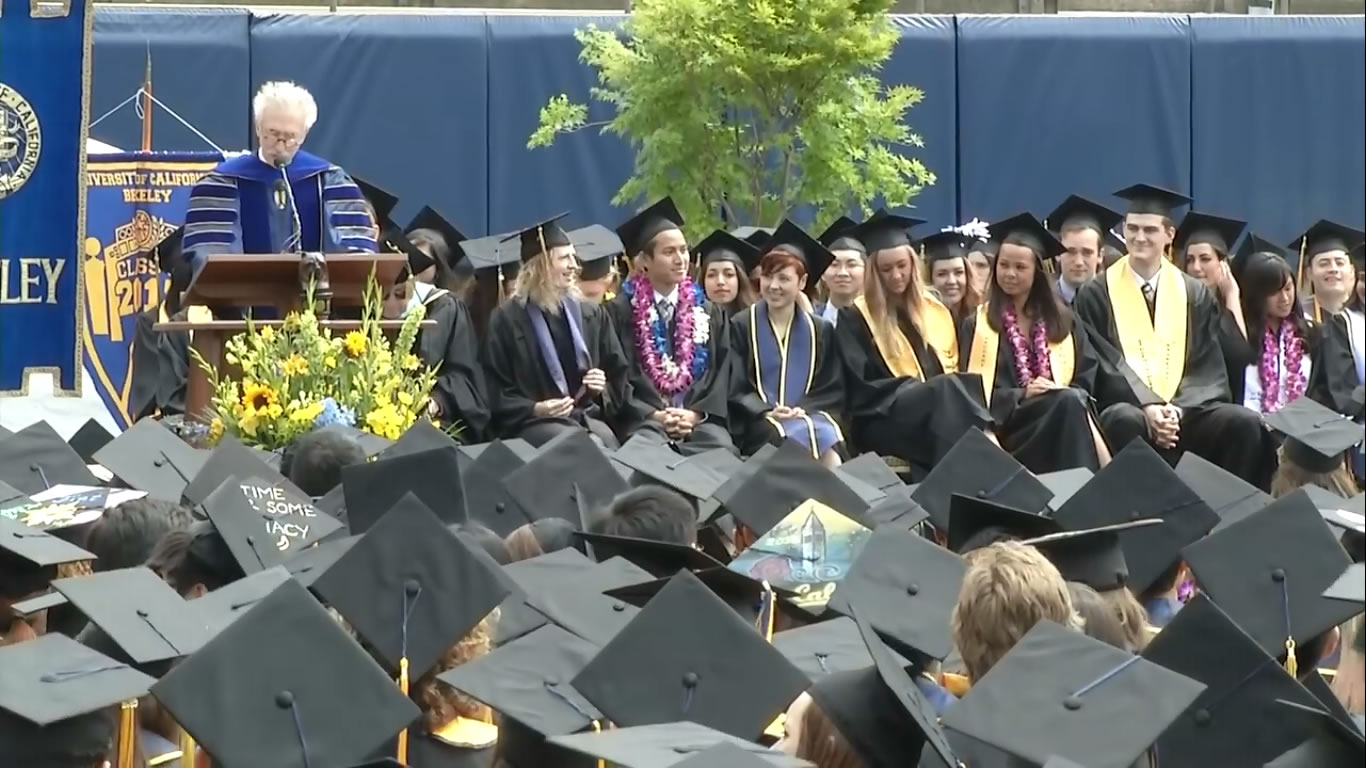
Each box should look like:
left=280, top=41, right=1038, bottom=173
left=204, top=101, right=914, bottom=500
left=1002, top=303, right=1054, bottom=386
left=628, top=273, right=705, bottom=397
left=1259, top=321, right=1306, bottom=413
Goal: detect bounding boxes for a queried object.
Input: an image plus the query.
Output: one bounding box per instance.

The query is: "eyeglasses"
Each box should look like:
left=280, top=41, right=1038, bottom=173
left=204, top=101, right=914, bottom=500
left=263, top=129, right=301, bottom=147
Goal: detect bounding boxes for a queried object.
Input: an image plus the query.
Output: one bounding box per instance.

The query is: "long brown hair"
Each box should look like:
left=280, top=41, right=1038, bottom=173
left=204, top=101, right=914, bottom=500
left=862, top=244, right=928, bottom=350
left=415, top=609, right=497, bottom=732
left=1270, top=448, right=1359, bottom=499
left=985, top=239, right=1073, bottom=344
left=796, top=698, right=870, bottom=768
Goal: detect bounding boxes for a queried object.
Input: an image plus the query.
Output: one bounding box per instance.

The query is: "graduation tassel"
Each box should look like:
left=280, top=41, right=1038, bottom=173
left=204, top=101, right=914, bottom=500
left=397, top=655, right=410, bottom=763
left=398, top=580, right=423, bottom=764
left=1296, top=236, right=1320, bottom=324
left=178, top=727, right=196, bottom=768
left=1279, top=574, right=1298, bottom=678
left=591, top=720, right=606, bottom=768
left=117, top=699, right=138, bottom=768
left=759, top=581, right=786, bottom=741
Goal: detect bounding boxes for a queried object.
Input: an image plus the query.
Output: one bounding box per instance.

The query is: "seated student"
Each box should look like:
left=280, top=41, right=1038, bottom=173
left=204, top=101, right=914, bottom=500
left=406, top=204, right=468, bottom=294
left=1266, top=395, right=1362, bottom=501
left=605, top=198, right=735, bottom=455
left=1174, top=212, right=1254, bottom=403
left=959, top=213, right=1111, bottom=474
left=812, top=216, right=865, bottom=327
left=924, top=226, right=983, bottom=325
left=1297, top=219, right=1365, bottom=323
left=1, top=552, right=53, bottom=648
left=146, top=523, right=245, bottom=599
left=0, top=651, right=130, bottom=768
left=1236, top=250, right=1317, bottom=415
left=401, top=611, right=500, bottom=768
left=568, top=226, right=622, bottom=305
left=727, top=221, right=847, bottom=467
left=83, top=498, right=194, bottom=574
left=835, top=211, right=995, bottom=476
left=1073, top=185, right=1263, bottom=483
left=1137, top=559, right=1189, bottom=629
left=482, top=214, right=634, bottom=448
left=287, top=425, right=367, bottom=497
left=588, top=486, right=696, bottom=547
left=503, top=518, right=580, bottom=563
left=695, top=229, right=761, bottom=319
left=964, top=230, right=996, bottom=300
left=1046, top=195, right=1123, bottom=307
left=1308, top=238, right=1365, bottom=483
left=1068, top=582, right=1132, bottom=652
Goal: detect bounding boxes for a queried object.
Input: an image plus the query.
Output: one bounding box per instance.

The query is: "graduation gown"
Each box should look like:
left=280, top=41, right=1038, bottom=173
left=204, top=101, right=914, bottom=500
left=603, top=284, right=734, bottom=454
left=417, top=289, right=491, bottom=442
left=960, top=306, right=1102, bottom=473
left=129, top=306, right=190, bottom=420
left=482, top=295, right=633, bottom=447
left=1217, top=309, right=1256, bottom=407
left=726, top=303, right=846, bottom=458
left=1309, top=308, right=1366, bottom=420
left=1074, top=258, right=1263, bottom=482
left=834, top=294, right=991, bottom=475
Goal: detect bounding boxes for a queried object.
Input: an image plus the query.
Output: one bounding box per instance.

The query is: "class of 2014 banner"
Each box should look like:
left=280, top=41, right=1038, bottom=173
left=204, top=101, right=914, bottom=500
left=83, top=152, right=219, bottom=427
left=0, top=0, right=92, bottom=393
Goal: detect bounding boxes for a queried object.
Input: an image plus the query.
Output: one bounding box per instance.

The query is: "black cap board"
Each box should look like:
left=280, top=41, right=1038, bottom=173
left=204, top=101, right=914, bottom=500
left=1323, top=562, right=1364, bottom=605
left=0, top=631, right=154, bottom=726
left=612, top=434, right=739, bottom=501
left=835, top=453, right=904, bottom=493
left=942, top=619, right=1206, bottom=768
left=1052, top=439, right=1218, bottom=595
left=947, top=493, right=1061, bottom=554
left=0, top=420, right=99, bottom=494
left=570, top=569, right=810, bottom=740
left=712, top=439, right=870, bottom=538
left=1265, top=396, right=1363, bottom=474
left=53, top=566, right=208, bottom=665
left=1300, top=484, right=1364, bottom=534
left=575, top=532, right=723, bottom=578
left=311, top=492, right=509, bottom=678
left=1045, top=194, right=1123, bottom=238
left=380, top=419, right=459, bottom=460
left=1174, top=211, right=1246, bottom=259
left=0, top=478, right=25, bottom=507
left=1265, top=698, right=1366, bottom=768
left=0, top=515, right=96, bottom=567
left=353, top=176, right=399, bottom=224
left=151, top=224, right=187, bottom=275
left=201, top=476, right=289, bottom=575
left=1039, top=467, right=1093, bottom=511
left=377, top=220, right=435, bottom=276
left=341, top=445, right=467, bottom=533
left=765, top=219, right=835, bottom=284
left=849, top=209, right=925, bottom=254
left=1183, top=488, right=1358, bottom=662
left=1031, top=526, right=1131, bottom=593
left=602, top=565, right=813, bottom=631
left=181, top=435, right=305, bottom=507
left=550, top=721, right=813, bottom=767
left=1175, top=452, right=1271, bottom=533
left=1113, top=183, right=1191, bottom=217
left=1235, top=231, right=1289, bottom=266
left=818, top=215, right=865, bottom=254
left=503, top=547, right=650, bottom=647
left=237, top=474, right=343, bottom=554
left=10, top=590, right=66, bottom=616
left=730, top=226, right=774, bottom=250
left=990, top=212, right=1067, bottom=260
left=282, top=531, right=358, bottom=588
left=502, top=212, right=573, bottom=263
left=570, top=224, right=624, bottom=281
left=771, top=616, right=907, bottom=683
left=150, top=578, right=421, bottom=768
left=92, top=419, right=207, bottom=502
left=455, top=232, right=522, bottom=279
left=1289, top=219, right=1366, bottom=261
left=66, top=419, right=114, bottom=465
left=919, top=230, right=975, bottom=270
left=324, top=424, right=394, bottom=458
left=616, top=197, right=685, bottom=258
left=502, top=429, right=629, bottom=527
left=675, top=742, right=811, bottom=767
left=910, top=428, right=1053, bottom=531
left=193, top=565, right=291, bottom=637
left=405, top=205, right=467, bottom=257
left=459, top=439, right=531, bottom=537
left=695, top=229, right=763, bottom=274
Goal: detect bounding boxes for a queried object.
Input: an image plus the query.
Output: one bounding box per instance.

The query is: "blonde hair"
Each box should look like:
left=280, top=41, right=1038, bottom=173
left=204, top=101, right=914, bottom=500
left=952, top=541, right=1080, bottom=682
left=252, top=81, right=318, bottom=130
left=512, top=245, right=580, bottom=312
left=1270, top=448, right=1359, bottom=499
left=416, top=608, right=498, bottom=732
left=1331, top=615, right=1364, bottom=714
left=503, top=525, right=545, bottom=563
left=1100, top=586, right=1153, bottom=651
left=862, top=244, right=929, bottom=354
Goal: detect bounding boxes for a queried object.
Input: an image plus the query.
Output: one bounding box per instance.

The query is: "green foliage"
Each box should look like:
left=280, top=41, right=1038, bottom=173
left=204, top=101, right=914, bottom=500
left=528, top=0, right=936, bottom=235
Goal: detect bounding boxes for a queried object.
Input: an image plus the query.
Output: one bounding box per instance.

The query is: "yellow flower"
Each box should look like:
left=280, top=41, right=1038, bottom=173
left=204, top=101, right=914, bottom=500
left=242, top=381, right=278, bottom=412
left=290, top=401, right=325, bottom=424
left=324, top=355, right=337, bottom=370
left=208, top=417, right=225, bottom=442
left=266, top=403, right=284, bottom=419
left=343, top=331, right=368, bottom=358
left=365, top=403, right=404, bottom=441
left=397, top=391, right=414, bottom=407
left=259, top=325, right=276, bottom=342
left=283, top=313, right=301, bottom=331
left=402, top=354, right=421, bottom=371
left=239, top=409, right=260, bottom=437
left=281, top=354, right=309, bottom=377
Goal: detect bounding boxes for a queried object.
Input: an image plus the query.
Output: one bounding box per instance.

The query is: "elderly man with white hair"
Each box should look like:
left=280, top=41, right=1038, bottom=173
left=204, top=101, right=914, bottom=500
left=182, top=81, right=376, bottom=274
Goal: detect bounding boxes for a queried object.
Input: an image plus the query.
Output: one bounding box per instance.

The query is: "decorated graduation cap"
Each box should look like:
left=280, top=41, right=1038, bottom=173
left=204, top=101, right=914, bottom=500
left=94, top=420, right=207, bottom=503
left=942, top=619, right=1205, bottom=768
left=151, top=578, right=421, bottom=768
left=500, top=212, right=573, bottom=263
left=910, top=428, right=1053, bottom=531
left=1174, top=211, right=1247, bottom=259
left=695, top=229, right=763, bottom=274
left=989, top=211, right=1067, bottom=261
left=1045, top=194, right=1124, bottom=237
left=1113, top=182, right=1191, bottom=217
left=570, top=224, right=625, bottom=281
left=503, top=429, right=629, bottom=527
left=947, top=493, right=1061, bottom=554
left=615, top=197, right=686, bottom=258
left=200, top=477, right=289, bottom=575
left=818, top=215, right=865, bottom=254
left=0, top=420, right=100, bottom=494
left=54, top=566, right=208, bottom=667
left=342, top=445, right=467, bottom=533
left=66, top=419, right=114, bottom=465
left=1289, top=219, right=1366, bottom=261
left=353, top=176, right=400, bottom=224
left=725, top=498, right=872, bottom=613
left=551, top=721, right=813, bottom=767
left=1265, top=393, right=1363, bottom=474
left=405, top=205, right=466, bottom=254
left=764, top=219, right=835, bottom=284
left=571, top=569, right=810, bottom=740
left=1183, top=488, right=1359, bottom=672
left=849, top=209, right=925, bottom=254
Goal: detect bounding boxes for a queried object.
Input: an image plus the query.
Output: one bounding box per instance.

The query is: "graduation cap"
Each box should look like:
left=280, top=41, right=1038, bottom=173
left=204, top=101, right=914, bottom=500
left=0, top=515, right=95, bottom=567
left=917, top=229, right=974, bottom=269
left=151, top=578, right=421, bottom=768
left=1142, top=593, right=1340, bottom=768
left=1045, top=194, right=1124, bottom=237
left=613, top=434, right=738, bottom=502
left=0, top=478, right=26, bottom=507
left=498, top=212, right=572, bottom=263
left=1289, top=219, right=1366, bottom=261
left=730, top=226, right=774, bottom=250
left=848, top=209, right=925, bottom=255
left=150, top=224, right=187, bottom=274
left=0, top=420, right=100, bottom=494
left=818, top=216, right=865, bottom=254
left=1265, top=698, right=1366, bottom=768
left=181, top=435, right=304, bottom=507
left=576, top=532, right=724, bottom=578
left=695, top=229, right=764, bottom=274
left=603, top=565, right=813, bottom=632
left=550, top=721, right=813, bottom=767
left=1038, top=467, right=1093, bottom=511
left=54, top=566, right=210, bottom=668
left=942, top=619, right=1206, bottom=768
left=1112, top=183, right=1191, bottom=217
left=1299, top=484, right=1364, bottom=534
left=502, top=547, right=649, bottom=647
left=989, top=212, right=1067, bottom=261
left=1265, top=396, right=1363, bottom=474
left=1052, top=439, right=1218, bottom=595
left=459, top=439, right=532, bottom=537
left=910, top=428, right=1053, bottom=531
left=341, top=445, right=467, bottom=534
left=380, top=419, right=459, bottom=461
left=712, top=440, right=869, bottom=537
left=199, top=476, right=290, bottom=575
left=353, top=176, right=399, bottom=224
left=455, top=232, right=522, bottom=280
left=405, top=205, right=467, bottom=256
left=1175, top=452, right=1271, bottom=532
left=764, top=219, right=835, bottom=284
left=570, top=224, right=625, bottom=281
left=1174, top=211, right=1246, bottom=258
left=725, top=498, right=873, bottom=612
left=571, top=569, right=810, bottom=740
left=834, top=453, right=904, bottom=493
left=771, top=615, right=905, bottom=683
left=283, top=531, right=358, bottom=589
left=193, top=565, right=292, bottom=637
left=675, top=742, right=811, bottom=767
left=502, top=429, right=629, bottom=527
left=236, top=474, right=344, bottom=554
left=66, top=419, right=114, bottom=465
left=825, top=525, right=966, bottom=661
left=616, top=197, right=685, bottom=259
left=1030, top=526, right=1131, bottom=593
left=1183, top=488, right=1359, bottom=666
left=1323, top=562, right=1364, bottom=606
left=458, top=437, right=539, bottom=464
left=377, top=220, right=435, bottom=276
left=947, top=493, right=1061, bottom=554
left=1103, top=227, right=1126, bottom=255
left=1235, top=231, right=1288, bottom=265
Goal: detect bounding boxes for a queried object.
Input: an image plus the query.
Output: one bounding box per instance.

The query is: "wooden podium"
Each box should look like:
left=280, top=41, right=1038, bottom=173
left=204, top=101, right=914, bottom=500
left=156, top=253, right=430, bottom=420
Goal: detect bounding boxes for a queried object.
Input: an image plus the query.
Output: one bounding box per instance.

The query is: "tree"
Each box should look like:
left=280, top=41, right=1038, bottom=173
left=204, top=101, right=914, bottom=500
left=528, top=0, right=935, bottom=236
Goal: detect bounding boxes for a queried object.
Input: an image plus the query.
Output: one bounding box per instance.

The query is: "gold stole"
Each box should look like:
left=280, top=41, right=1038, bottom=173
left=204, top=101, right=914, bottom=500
left=853, top=293, right=958, bottom=379
left=430, top=716, right=499, bottom=749
left=965, top=306, right=1076, bottom=406
left=1104, top=258, right=1188, bottom=402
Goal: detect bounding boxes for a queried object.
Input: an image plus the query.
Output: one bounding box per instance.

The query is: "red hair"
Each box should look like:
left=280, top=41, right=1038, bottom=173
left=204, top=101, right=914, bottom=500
left=759, top=248, right=807, bottom=278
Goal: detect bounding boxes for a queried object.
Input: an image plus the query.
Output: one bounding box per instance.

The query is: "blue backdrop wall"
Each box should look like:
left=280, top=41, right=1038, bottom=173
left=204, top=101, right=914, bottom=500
left=90, top=10, right=1365, bottom=243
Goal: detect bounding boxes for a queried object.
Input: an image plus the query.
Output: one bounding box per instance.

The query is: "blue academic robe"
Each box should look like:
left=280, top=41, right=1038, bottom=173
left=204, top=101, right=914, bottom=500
left=915, top=675, right=957, bottom=717
left=1145, top=596, right=1183, bottom=628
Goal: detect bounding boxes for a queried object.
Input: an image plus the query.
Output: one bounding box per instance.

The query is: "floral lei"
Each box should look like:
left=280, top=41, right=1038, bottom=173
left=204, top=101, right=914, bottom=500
left=626, top=274, right=710, bottom=397
left=1002, top=302, right=1053, bottom=386
left=1259, top=321, right=1306, bottom=413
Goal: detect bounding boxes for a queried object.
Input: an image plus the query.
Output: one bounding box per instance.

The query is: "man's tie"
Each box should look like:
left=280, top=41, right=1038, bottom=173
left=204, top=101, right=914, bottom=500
left=656, top=298, right=675, bottom=325
left=1141, top=282, right=1157, bottom=323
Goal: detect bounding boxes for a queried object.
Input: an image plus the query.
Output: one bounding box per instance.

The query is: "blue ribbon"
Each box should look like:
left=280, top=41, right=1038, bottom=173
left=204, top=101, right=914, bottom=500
left=527, top=299, right=590, bottom=397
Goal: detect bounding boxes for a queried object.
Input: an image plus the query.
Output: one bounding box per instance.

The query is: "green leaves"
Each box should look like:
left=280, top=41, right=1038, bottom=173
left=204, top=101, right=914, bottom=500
left=530, top=0, right=933, bottom=235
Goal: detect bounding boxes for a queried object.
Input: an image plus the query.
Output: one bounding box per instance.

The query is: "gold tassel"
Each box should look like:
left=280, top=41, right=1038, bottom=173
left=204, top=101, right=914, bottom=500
left=1284, top=637, right=1298, bottom=678
left=398, top=657, right=410, bottom=763
left=117, top=699, right=138, bottom=768
left=1296, top=235, right=1319, bottom=323
left=178, top=727, right=196, bottom=768
left=592, top=719, right=605, bottom=768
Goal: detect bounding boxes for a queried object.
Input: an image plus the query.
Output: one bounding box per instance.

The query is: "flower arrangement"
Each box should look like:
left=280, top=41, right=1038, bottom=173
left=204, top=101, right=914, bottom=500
left=1002, top=302, right=1053, bottom=386
left=625, top=274, right=710, bottom=399
left=192, top=277, right=443, bottom=450
left=1259, top=322, right=1306, bottom=414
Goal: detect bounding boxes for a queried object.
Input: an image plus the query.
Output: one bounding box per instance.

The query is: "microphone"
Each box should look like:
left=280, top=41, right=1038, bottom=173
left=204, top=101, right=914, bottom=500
left=274, top=157, right=303, bottom=254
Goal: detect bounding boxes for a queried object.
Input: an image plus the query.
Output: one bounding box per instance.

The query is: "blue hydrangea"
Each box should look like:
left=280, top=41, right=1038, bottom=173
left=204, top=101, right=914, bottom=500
left=313, top=397, right=356, bottom=428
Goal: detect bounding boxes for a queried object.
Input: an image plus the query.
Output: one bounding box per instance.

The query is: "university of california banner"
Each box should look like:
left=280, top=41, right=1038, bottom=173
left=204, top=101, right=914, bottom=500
left=0, top=0, right=92, bottom=393
left=84, top=152, right=220, bottom=427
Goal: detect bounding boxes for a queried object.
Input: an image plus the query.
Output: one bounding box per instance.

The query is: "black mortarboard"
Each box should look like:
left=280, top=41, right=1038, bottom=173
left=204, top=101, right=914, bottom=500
left=571, top=569, right=809, bottom=740
left=92, top=420, right=206, bottom=503
left=1113, top=183, right=1191, bottom=217
left=503, top=548, right=649, bottom=647
left=377, top=220, right=435, bottom=276
left=502, top=429, right=628, bottom=527
left=695, top=229, right=763, bottom=274
left=353, top=176, right=399, bottom=224
left=910, top=428, right=1052, bottom=531
left=613, top=434, right=738, bottom=502
left=947, top=493, right=1061, bottom=554
left=730, top=226, right=774, bottom=250
left=850, top=209, right=925, bottom=253
left=455, top=232, right=521, bottom=280
left=10, top=590, right=66, bottom=616
left=1053, top=439, right=1217, bottom=595
left=576, top=532, right=723, bottom=578
left=834, top=453, right=903, bottom=493
left=1265, top=698, right=1366, bottom=768
left=1031, top=526, right=1131, bottom=592
left=151, top=224, right=186, bottom=274
left=53, top=566, right=207, bottom=665
left=616, top=197, right=686, bottom=258
left=1175, top=452, right=1271, bottom=532
left=1183, top=489, right=1358, bottom=662
left=237, top=474, right=343, bottom=554
left=194, top=565, right=291, bottom=636
left=765, top=219, right=835, bottom=284
left=458, top=437, right=538, bottom=464
left=1289, top=219, right=1366, bottom=261
left=459, top=439, right=531, bottom=537
left=990, top=212, right=1067, bottom=260
left=151, top=578, right=420, bottom=768
left=406, top=205, right=467, bottom=256
left=943, top=619, right=1205, bottom=768
left=603, top=565, right=813, bottom=631
left=1045, top=194, right=1123, bottom=238
left=1265, top=396, right=1363, bottom=474
left=182, top=435, right=304, bottom=507
left=381, top=419, right=459, bottom=460
left=0, top=631, right=153, bottom=728
left=550, top=721, right=813, bottom=767
left=919, top=230, right=975, bottom=270
left=1039, top=467, right=1093, bottom=511
left=1235, top=231, right=1289, bottom=265
left=1175, top=211, right=1246, bottom=258
left=771, top=615, right=904, bottom=682
left=66, top=419, right=114, bottom=465
left=712, top=439, right=869, bottom=537
left=825, top=525, right=966, bottom=661
left=570, top=224, right=624, bottom=281
left=0, top=420, right=99, bottom=494
left=502, top=212, right=573, bottom=263
left=0, top=515, right=95, bottom=567
left=1143, top=593, right=1337, bottom=768
left=675, top=742, right=811, bottom=767
left=283, top=531, right=357, bottom=588
left=1300, top=484, right=1364, bottom=534
left=342, top=445, right=466, bottom=533
left=1103, top=227, right=1126, bottom=254
left=0, top=478, right=25, bottom=507
left=201, top=476, right=288, bottom=574
left=1323, top=562, right=1364, bottom=605
left=312, top=492, right=509, bottom=678
left=818, top=216, right=865, bottom=254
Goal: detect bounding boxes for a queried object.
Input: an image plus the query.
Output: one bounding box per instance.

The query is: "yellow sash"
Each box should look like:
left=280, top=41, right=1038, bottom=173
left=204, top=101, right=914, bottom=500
left=966, top=306, right=1076, bottom=406
left=430, top=716, right=499, bottom=749
left=853, top=293, right=958, bottom=379
left=1104, top=258, right=1188, bottom=402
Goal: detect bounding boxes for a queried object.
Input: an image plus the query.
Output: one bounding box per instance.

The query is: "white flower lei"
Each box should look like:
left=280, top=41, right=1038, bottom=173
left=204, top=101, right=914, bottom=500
left=690, top=306, right=711, bottom=345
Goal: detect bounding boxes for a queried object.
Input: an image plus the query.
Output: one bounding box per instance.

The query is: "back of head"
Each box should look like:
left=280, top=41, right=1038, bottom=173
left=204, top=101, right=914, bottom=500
left=591, top=485, right=696, bottom=546
left=1068, top=582, right=1132, bottom=652
left=504, top=518, right=580, bottom=563
left=1099, top=584, right=1153, bottom=651
left=797, top=695, right=870, bottom=768
left=453, top=522, right=512, bottom=566
left=1270, top=448, right=1358, bottom=499
left=84, top=498, right=194, bottom=572
left=0, top=706, right=115, bottom=768
left=152, top=523, right=244, bottom=597
left=0, top=548, right=55, bottom=603
left=287, top=426, right=367, bottom=497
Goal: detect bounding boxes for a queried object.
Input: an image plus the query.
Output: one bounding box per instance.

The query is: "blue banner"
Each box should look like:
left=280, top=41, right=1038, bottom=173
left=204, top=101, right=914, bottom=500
left=83, top=151, right=219, bottom=427
left=0, top=0, right=92, bottom=393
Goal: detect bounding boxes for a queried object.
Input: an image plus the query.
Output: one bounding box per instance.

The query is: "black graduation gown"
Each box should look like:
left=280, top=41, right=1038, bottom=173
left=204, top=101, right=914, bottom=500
left=726, top=305, right=847, bottom=457
left=1074, top=270, right=1264, bottom=482
left=834, top=305, right=992, bottom=476
left=128, top=306, right=189, bottom=420
left=481, top=296, right=633, bottom=447
left=1216, top=309, right=1256, bottom=407
left=418, top=292, right=491, bottom=442
left=603, top=289, right=734, bottom=454
left=959, top=311, right=1102, bottom=473
left=1309, top=310, right=1365, bottom=420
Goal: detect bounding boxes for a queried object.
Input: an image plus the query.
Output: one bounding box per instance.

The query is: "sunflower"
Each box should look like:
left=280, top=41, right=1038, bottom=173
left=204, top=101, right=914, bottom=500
left=343, top=330, right=368, bottom=358
left=242, top=381, right=279, bottom=412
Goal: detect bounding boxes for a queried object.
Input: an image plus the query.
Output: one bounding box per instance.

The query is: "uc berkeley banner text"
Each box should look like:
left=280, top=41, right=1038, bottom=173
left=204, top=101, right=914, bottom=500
left=0, top=0, right=92, bottom=393
left=84, top=152, right=218, bottom=427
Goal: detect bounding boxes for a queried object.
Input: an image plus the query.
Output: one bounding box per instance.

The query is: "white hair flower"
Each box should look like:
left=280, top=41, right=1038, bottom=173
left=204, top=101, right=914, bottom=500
left=941, top=218, right=991, bottom=242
